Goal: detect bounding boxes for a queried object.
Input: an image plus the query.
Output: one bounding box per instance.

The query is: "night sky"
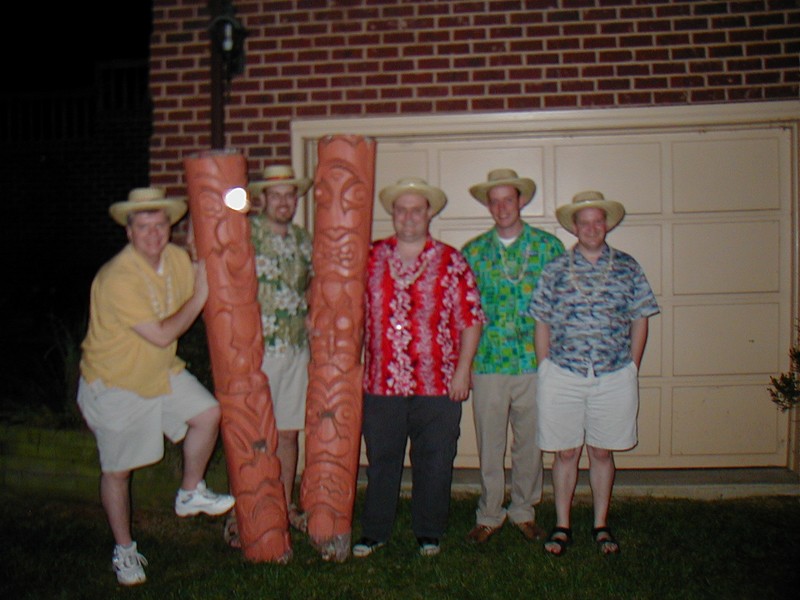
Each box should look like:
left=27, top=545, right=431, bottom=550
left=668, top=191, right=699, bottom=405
left=8, top=2, right=152, bottom=93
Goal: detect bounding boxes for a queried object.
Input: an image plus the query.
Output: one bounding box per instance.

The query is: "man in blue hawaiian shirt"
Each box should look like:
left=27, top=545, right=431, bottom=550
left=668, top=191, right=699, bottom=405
left=462, top=169, right=564, bottom=544
left=528, top=191, right=659, bottom=557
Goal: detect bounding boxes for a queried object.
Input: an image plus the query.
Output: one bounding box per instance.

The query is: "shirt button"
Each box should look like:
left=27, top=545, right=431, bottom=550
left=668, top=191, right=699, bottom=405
left=395, top=324, right=402, bottom=330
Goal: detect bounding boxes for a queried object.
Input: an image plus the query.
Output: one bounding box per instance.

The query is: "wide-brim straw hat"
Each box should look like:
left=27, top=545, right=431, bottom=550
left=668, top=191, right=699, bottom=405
left=248, top=164, right=312, bottom=197
left=109, top=187, right=188, bottom=226
left=378, top=177, right=447, bottom=216
left=469, top=168, right=537, bottom=207
left=556, top=190, right=626, bottom=232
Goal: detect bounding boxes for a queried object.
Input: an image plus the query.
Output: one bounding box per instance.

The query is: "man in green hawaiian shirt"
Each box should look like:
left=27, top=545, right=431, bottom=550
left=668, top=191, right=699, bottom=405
left=249, top=164, right=313, bottom=532
left=461, top=169, right=564, bottom=545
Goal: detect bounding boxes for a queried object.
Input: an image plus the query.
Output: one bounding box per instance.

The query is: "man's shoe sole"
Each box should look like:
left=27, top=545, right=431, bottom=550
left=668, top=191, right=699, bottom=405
left=175, top=499, right=235, bottom=518
left=352, top=541, right=386, bottom=557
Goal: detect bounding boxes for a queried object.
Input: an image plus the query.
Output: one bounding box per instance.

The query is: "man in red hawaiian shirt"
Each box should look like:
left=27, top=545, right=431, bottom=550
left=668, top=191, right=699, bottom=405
left=353, top=177, right=484, bottom=558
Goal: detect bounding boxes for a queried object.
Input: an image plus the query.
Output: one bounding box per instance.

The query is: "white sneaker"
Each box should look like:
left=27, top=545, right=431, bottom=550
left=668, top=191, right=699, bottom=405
left=112, top=542, right=148, bottom=586
left=175, top=480, right=235, bottom=517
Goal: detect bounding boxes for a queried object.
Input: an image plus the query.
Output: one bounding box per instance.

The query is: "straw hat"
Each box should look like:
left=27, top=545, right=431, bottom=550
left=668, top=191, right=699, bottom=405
left=109, top=187, right=188, bottom=226
left=248, top=165, right=312, bottom=197
left=556, top=191, right=626, bottom=232
left=469, top=168, right=537, bottom=207
left=378, top=177, right=447, bottom=216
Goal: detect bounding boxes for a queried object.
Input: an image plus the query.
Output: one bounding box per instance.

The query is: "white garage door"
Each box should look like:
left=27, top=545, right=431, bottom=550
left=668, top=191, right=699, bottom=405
left=292, top=101, right=799, bottom=470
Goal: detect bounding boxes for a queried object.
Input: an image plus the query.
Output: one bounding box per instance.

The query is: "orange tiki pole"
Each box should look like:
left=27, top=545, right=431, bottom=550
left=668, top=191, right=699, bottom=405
left=184, top=150, right=291, bottom=563
left=301, top=135, right=376, bottom=561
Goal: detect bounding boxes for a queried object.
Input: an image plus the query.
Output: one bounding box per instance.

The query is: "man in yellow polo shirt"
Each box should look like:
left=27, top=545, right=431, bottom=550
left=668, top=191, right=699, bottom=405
left=77, top=187, right=234, bottom=586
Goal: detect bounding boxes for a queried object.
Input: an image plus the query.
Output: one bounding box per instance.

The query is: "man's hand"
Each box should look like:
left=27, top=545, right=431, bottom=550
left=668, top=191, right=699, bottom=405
left=448, top=366, right=472, bottom=402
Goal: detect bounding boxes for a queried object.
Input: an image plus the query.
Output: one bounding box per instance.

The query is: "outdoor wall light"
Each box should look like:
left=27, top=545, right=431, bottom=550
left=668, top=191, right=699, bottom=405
left=209, top=2, right=247, bottom=82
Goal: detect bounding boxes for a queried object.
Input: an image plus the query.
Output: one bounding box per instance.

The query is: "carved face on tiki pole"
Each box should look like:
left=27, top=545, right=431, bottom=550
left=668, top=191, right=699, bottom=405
left=183, top=149, right=291, bottom=563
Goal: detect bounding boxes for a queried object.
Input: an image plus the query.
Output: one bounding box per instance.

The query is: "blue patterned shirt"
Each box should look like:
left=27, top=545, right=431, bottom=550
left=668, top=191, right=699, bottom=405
left=527, top=244, right=659, bottom=376
left=462, top=223, right=564, bottom=374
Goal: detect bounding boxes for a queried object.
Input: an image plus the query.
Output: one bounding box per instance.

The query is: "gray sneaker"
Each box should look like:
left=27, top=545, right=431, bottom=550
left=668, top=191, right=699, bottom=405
left=175, top=480, right=235, bottom=517
left=112, top=542, right=147, bottom=586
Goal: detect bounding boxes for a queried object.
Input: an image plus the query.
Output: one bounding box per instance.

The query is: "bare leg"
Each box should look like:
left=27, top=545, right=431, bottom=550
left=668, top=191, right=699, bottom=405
left=552, top=446, right=581, bottom=528
left=101, top=470, right=133, bottom=546
left=586, top=445, right=615, bottom=527
left=277, top=429, right=299, bottom=506
left=587, top=444, right=620, bottom=554
left=545, top=446, right=581, bottom=555
left=180, top=405, right=221, bottom=490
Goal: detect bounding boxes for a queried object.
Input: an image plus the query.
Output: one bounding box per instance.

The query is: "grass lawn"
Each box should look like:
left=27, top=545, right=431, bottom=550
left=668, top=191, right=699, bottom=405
left=1, top=488, right=798, bottom=599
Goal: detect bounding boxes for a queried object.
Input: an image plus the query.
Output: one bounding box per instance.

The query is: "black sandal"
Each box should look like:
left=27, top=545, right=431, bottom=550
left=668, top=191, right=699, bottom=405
left=544, top=526, right=572, bottom=557
left=591, top=526, right=620, bottom=555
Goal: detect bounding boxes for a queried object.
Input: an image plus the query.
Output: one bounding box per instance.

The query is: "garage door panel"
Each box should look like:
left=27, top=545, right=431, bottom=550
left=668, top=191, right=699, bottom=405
left=554, top=142, right=663, bottom=214
left=673, top=304, right=780, bottom=376
left=673, top=137, right=781, bottom=213
left=671, top=385, right=781, bottom=456
left=673, top=221, right=781, bottom=295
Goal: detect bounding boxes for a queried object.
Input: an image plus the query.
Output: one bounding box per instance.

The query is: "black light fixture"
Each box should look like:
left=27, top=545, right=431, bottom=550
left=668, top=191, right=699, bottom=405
left=209, top=1, right=247, bottom=84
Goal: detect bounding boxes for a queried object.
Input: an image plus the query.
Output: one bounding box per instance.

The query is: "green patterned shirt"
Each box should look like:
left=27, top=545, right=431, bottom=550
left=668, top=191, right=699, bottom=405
left=250, top=219, right=313, bottom=356
left=462, top=223, right=564, bottom=374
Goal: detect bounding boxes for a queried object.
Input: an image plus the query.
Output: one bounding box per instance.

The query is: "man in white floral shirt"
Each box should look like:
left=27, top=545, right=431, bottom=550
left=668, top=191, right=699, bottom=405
left=248, top=164, right=313, bottom=532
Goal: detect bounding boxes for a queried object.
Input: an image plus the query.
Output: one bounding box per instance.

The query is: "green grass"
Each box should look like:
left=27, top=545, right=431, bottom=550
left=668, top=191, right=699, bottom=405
left=2, top=489, right=798, bottom=599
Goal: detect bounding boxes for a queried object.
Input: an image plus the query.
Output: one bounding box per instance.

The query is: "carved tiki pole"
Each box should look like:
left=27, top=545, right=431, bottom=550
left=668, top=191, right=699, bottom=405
left=301, top=135, right=376, bottom=562
left=184, top=150, right=291, bottom=563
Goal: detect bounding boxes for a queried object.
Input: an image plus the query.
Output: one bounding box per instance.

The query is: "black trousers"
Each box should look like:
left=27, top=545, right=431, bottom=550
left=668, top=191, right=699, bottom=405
left=360, top=393, right=462, bottom=542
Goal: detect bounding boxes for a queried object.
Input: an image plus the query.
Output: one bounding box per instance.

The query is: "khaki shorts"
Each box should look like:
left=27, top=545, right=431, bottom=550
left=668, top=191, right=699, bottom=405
left=77, top=370, right=218, bottom=473
left=261, top=346, right=309, bottom=431
left=535, top=358, right=639, bottom=452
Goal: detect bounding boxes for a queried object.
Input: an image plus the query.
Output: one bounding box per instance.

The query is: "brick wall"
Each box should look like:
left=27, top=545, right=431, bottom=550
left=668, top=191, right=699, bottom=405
left=149, top=0, right=799, bottom=192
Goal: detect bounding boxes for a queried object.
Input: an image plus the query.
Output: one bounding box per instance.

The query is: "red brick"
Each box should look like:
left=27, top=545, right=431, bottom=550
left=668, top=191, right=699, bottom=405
left=417, top=58, right=450, bottom=70
left=437, top=70, right=470, bottom=83
left=689, top=60, right=725, bottom=73
left=399, top=101, right=433, bottom=112
left=472, top=97, right=506, bottom=110
left=348, top=61, right=382, bottom=74
left=654, top=91, right=689, bottom=103
left=561, top=79, right=594, bottom=92
left=489, top=54, right=523, bottom=67
left=365, top=102, right=399, bottom=114
left=417, top=86, right=451, bottom=97
left=475, top=42, right=509, bottom=54
left=367, top=74, right=398, bottom=86
left=488, top=83, right=522, bottom=95
left=616, top=92, right=652, bottom=104
left=580, top=93, right=616, bottom=106
left=598, top=79, right=631, bottom=91
left=401, top=72, right=434, bottom=85
left=347, top=88, right=379, bottom=101
left=435, top=99, right=469, bottom=111
left=402, top=45, right=436, bottom=57
left=508, top=96, right=542, bottom=110
left=544, top=95, right=578, bottom=108
left=381, top=87, right=413, bottom=99
left=330, top=103, right=364, bottom=116
left=619, top=64, right=651, bottom=76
